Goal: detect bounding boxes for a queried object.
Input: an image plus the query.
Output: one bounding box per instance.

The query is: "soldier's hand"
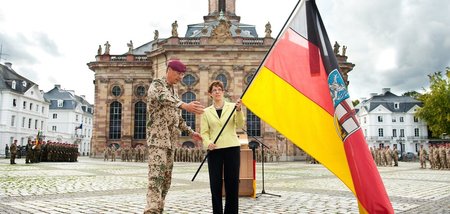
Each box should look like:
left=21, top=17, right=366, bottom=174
left=191, top=132, right=203, bottom=142
left=182, top=101, right=204, bottom=114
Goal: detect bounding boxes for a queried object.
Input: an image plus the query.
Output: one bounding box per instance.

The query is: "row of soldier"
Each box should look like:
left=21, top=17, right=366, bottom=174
left=7, top=139, right=78, bottom=164
left=27, top=140, right=79, bottom=163
left=370, top=145, right=399, bottom=167
left=174, top=147, right=282, bottom=163
left=103, top=145, right=147, bottom=162
left=419, top=144, right=450, bottom=170
left=102, top=145, right=282, bottom=163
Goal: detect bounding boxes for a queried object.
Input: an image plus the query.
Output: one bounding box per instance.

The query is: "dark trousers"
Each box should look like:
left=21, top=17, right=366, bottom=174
left=207, top=146, right=240, bottom=214
left=10, top=153, right=16, bottom=164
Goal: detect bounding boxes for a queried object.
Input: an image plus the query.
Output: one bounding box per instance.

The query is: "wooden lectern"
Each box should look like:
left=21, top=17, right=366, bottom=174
left=222, top=133, right=255, bottom=197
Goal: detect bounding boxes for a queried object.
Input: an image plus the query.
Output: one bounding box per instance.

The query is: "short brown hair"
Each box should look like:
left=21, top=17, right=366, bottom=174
left=208, top=80, right=224, bottom=93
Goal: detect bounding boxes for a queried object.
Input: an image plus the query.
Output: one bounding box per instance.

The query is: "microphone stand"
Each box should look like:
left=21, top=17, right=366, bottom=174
left=243, top=129, right=281, bottom=198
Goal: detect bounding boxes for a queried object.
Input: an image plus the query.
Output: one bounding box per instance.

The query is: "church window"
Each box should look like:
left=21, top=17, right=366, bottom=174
left=135, top=86, right=146, bottom=97
left=134, top=101, right=146, bottom=139
left=245, top=70, right=257, bottom=85
left=112, top=86, right=122, bottom=97
left=182, top=74, right=196, bottom=86
left=109, top=101, right=122, bottom=139
left=246, top=109, right=261, bottom=137
left=181, top=92, right=196, bottom=136
left=216, top=73, right=228, bottom=89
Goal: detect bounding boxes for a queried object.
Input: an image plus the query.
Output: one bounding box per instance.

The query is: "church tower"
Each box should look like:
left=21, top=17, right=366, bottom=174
left=205, top=0, right=239, bottom=22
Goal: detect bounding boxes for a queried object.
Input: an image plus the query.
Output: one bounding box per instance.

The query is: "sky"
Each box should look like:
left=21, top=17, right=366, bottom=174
left=1, top=0, right=449, bottom=104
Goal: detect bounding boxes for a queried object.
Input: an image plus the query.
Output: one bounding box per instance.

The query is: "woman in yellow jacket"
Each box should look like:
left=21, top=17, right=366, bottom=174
left=201, top=80, right=245, bottom=214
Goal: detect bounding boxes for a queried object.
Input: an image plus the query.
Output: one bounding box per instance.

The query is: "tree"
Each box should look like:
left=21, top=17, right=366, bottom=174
left=416, top=68, right=450, bottom=138
left=402, top=91, right=421, bottom=99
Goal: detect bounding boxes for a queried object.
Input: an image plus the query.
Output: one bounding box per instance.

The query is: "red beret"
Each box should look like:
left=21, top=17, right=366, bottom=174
left=168, top=60, right=186, bottom=73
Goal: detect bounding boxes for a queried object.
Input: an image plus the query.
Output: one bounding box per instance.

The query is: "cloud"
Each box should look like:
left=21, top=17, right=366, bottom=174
left=0, top=32, right=39, bottom=64
left=325, top=0, right=450, bottom=99
left=33, top=32, right=61, bottom=56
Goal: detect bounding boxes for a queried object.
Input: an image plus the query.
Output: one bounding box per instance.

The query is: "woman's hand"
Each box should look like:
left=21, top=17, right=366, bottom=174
left=208, top=143, right=217, bottom=151
left=235, top=99, right=242, bottom=111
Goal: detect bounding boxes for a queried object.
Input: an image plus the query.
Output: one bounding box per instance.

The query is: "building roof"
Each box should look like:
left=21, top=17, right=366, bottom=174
left=130, top=12, right=258, bottom=55
left=185, top=21, right=258, bottom=38
left=44, top=85, right=93, bottom=114
left=0, top=63, right=36, bottom=94
left=358, top=90, right=422, bottom=113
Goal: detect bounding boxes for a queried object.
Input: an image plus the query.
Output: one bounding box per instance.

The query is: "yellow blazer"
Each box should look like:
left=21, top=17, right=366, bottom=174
left=201, top=101, right=245, bottom=149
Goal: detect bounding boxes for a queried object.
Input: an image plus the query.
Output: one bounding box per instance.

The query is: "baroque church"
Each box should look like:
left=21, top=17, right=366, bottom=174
left=87, top=0, right=354, bottom=160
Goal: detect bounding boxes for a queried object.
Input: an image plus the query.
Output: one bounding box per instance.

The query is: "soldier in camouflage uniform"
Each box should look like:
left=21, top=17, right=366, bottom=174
left=446, top=143, right=450, bottom=170
left=392, top=145, right=399, bottom=167
left=439, top=144, right=447, bottom=169
left=419, top=144, right=427, bottom=169
left=144, top=59, right=204, bottom=214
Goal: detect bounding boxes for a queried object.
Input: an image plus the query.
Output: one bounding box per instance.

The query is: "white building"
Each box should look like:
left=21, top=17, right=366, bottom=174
left=44, top=85, right=94, bottom=156
left=0, top=62, right=50, bottom=155
left=356, top=88, right=428, bottom=157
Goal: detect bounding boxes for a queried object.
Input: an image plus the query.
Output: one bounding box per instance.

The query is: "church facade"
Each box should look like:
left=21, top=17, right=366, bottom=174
left=87, top=0, right=354, bottom=160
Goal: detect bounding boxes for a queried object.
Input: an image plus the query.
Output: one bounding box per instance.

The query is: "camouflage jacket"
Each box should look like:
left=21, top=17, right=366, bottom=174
left=147, top=77, right=193, bottom=149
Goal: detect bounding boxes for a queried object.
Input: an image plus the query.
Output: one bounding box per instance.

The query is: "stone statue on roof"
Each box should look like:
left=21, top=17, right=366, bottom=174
left=104, top=41, right=111, bottom=55
left=171, top=20, right=178, bottom=37
left=127, top=40, right=133, bottom=54
left=265, top=22, right=272, bottom=38
left=333, top=41, right=340, bottom=55
left=97, top=45, right=102, bottom=56
left=154, top=30, right=159, bottom=41
left=342, top=45, right=347, bottom=56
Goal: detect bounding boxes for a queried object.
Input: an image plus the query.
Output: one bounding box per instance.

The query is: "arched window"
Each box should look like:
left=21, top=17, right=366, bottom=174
left=246, top=109, right=261, bottom=137
left=216, top=73, right=228, bottom=89
left=134, top=101, right=146, bottom=139
left=109, top=101, right=122, bottom=139
left=182, top=74, right=196, bottom=86
left=181, top=92, right=196, bottom=136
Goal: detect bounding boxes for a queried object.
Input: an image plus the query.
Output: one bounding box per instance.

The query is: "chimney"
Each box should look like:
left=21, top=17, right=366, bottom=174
left=81, top=95, right=86, bottom=99
left=370, top=93, right=377, bottom=97
left=382, top=88, right=391, bottom=94
left=55, top=84, right=61, bottom=89
left=5, top=62, right=12, bottom=69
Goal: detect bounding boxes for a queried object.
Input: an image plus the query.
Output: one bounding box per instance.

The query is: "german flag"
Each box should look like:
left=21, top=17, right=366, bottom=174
left=242, top=0, right=394, bottom=213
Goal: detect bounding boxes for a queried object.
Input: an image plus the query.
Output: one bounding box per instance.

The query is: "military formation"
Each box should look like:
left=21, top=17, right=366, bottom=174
left=103, top=145, right=148, bottom=162
left=101, top=145, right=282, bottom=163
left=26, top=140, right=79, bottom=163
left=370, top=145, right=400, bottom=167
left=419, top=143, right=450, bottom=170
left=6, top=139, right=79, bottom=164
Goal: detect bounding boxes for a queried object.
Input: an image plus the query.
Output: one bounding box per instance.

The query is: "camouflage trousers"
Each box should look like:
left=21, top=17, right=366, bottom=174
left=144, top=147, right=174, bottom=214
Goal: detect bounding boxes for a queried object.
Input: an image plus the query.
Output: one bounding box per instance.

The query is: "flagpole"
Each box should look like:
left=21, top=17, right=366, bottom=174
left=191, top=0, right=304, bottom=182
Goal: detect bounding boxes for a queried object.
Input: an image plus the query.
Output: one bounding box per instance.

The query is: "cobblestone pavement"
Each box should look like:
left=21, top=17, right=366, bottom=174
left=0, top=157, right=449, bottom=214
